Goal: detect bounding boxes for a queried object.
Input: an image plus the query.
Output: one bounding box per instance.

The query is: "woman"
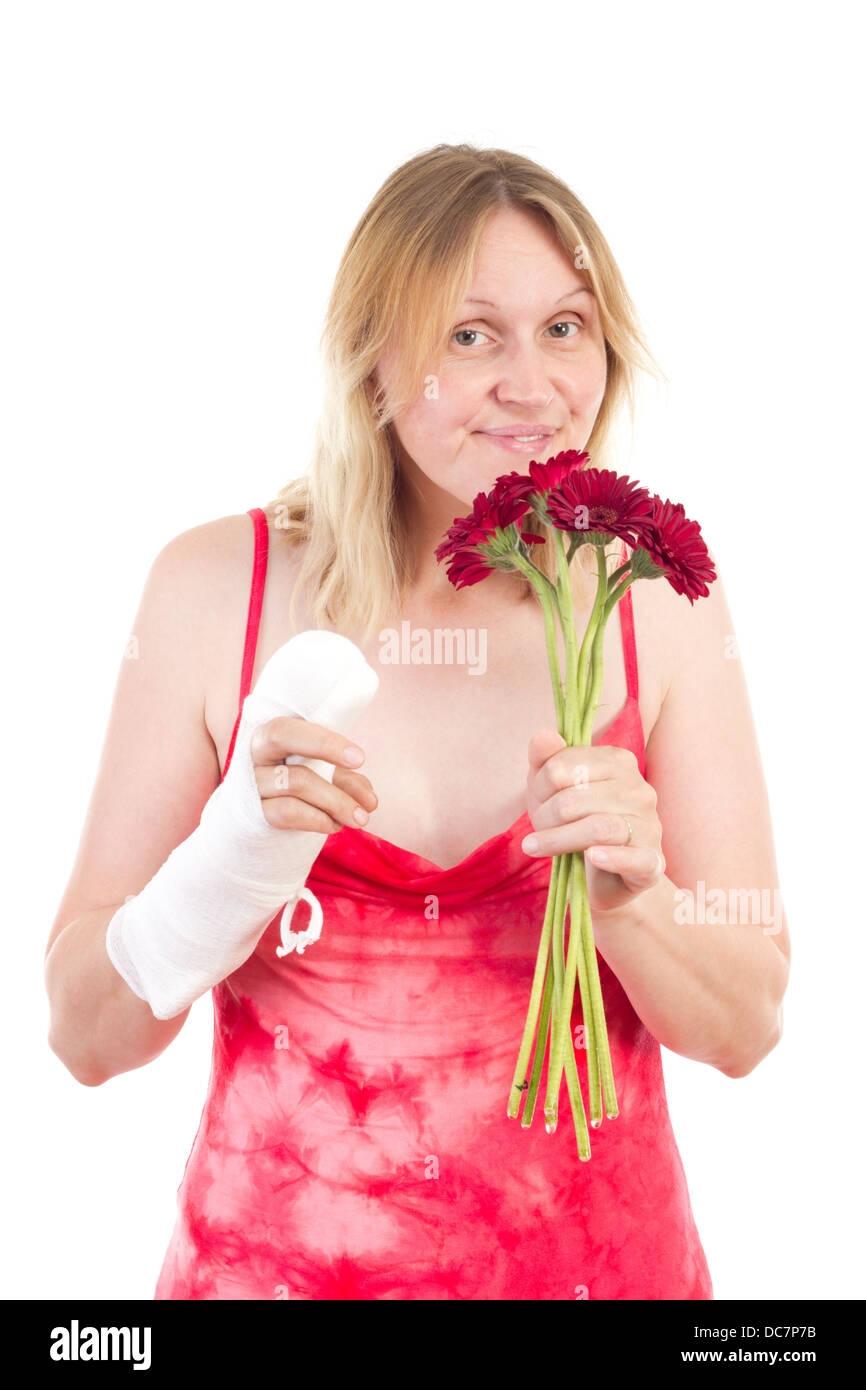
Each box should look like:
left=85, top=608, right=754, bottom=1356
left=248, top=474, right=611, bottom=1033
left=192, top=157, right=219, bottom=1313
left=45, top=144, right=790, bottom=1299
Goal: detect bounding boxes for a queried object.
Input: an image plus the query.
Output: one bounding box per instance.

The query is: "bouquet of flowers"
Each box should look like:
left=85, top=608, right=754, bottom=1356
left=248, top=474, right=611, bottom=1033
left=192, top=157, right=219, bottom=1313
left=434, top=450, right=717, bottom=1159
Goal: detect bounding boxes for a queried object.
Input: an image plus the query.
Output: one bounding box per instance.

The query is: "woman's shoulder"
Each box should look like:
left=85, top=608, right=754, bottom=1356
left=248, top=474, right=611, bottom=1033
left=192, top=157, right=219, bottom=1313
left=138, top=512, right=303, bottom=694
left=631, top=542, right=739, bottom=722
left=630, top=536, right=729, bottom=644
left=627, top=538, right=732, bottom=729
left=152, top=507, right=305, bottom=601
left=147, top=508, right=308, bottom=743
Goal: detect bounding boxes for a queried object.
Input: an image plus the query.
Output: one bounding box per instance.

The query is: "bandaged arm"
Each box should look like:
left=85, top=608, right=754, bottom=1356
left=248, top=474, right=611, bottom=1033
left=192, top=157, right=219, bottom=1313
left=105, top=630, right=379, bottom=1021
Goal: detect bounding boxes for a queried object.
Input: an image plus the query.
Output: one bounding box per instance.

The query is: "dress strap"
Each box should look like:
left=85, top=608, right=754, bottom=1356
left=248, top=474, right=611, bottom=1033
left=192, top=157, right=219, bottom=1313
left=221, top=507, right=269, bottom=779
left=618, top=539, right=639, bottom=702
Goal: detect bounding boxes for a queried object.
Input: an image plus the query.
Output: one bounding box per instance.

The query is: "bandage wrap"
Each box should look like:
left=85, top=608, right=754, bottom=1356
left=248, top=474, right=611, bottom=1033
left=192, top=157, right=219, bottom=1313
left=105, top=630, right=379, bottom=1020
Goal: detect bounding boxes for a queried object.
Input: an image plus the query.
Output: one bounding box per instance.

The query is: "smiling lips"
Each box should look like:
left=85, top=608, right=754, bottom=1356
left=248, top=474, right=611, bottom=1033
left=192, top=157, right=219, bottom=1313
left=479, top=428, right=557, bottom=453
left=482, top=425, right=557, bottom=436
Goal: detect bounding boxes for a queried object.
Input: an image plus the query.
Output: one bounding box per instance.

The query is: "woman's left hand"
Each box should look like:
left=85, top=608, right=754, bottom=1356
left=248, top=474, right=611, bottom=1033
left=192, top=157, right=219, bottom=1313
left=523, top=728, right=666, bottom=915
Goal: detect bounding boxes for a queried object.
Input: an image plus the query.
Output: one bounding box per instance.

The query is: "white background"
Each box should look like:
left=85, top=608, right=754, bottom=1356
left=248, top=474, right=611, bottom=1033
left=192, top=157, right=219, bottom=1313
left=2, top=0, right=863, bottom=1300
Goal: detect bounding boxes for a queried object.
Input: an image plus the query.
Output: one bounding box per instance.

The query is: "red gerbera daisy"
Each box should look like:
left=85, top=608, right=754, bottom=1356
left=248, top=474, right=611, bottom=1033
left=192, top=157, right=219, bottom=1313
left=633, top=496, right=717, bottom=603
left=491, top=450, right=591, bottom=514
left=487, top=470, right=536, bottom=511
left=435, top=544, right=498, bottom=589
left=528, top=449, right=591, bottom=496
left=434, top=487, right=545, bottom=589
left=545, top=468, right=654, bottom=546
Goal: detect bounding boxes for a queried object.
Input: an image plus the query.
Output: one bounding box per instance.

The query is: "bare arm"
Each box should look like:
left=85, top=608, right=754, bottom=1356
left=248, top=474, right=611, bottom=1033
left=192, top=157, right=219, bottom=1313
left=45, top=906, right=189, bottom=1085
left=44, top=516, right=250, bottom=1085
left=590, top=552, right=791, bottom=1077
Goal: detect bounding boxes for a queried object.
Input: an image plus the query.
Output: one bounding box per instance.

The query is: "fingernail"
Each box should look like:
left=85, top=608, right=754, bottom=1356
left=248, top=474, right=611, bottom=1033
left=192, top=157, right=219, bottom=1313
left=343, top=746, right=364, bottom=766
left=353, top=806, right=368, bottom=824
left=522, top=835, right=538, bottom=855
left=590, top=846, right=608, bottom=862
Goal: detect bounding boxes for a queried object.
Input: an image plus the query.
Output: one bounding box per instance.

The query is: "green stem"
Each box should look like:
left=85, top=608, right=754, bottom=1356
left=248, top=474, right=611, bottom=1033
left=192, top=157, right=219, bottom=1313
left=507, top=850, right=560, bottom=1118
left=580, top=605, right=608, bottom=739
left=572, top=859, right=602, bottom=1125
left=602, top=572, right=636, bottom=622
left=542, top=530, right=603, bottom=1128
left=606, top=558, right=632, bottom=590
left=523, top=929, right=590, bottom=1156
left=508, top=532, right=628, bottom=1147
left=573, top=598, right=620, bottom=1121
left=520, top=900, right=558, bottom=1127
left=574, top=847, right=619, bottom=1119
left=553, top=541, right=620, bottom=1130
left=573, top=545, right=610, bottom=739
left=546, top=853, right=581, bottom=1122
left=555, top=877, right=593, bottom=1140
left=511, top=551, right=565, bottom=733
left=542, top=530, right=583, bottom=1131
left=544, top=546, right=611, bottom=1127
left=553, top=530, right=582, bottom=747
left=506, top=547, right=569, bottom=1120
left=543, top=844, right=571, bottom=1131
left=546, top=849, right=605, bottom=1128
left=563, top=1000, right=592, bottom=1160
left=516, top=548, right=559, bottom=600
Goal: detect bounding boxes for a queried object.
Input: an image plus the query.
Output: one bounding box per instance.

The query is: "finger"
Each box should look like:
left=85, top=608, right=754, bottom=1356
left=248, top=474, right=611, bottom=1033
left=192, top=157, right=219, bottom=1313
left=256, top=762, right=373, bottom=829
left=523, top=830, right=664, bottom=890
left=250, top=715, right=366, bottom=771
left=530, top=739, right=639, bottom=806
left=522, top=811, right=646, bottom=859
left=530, top=783, right=639, bottom=832
left=530, top=741, right=620, bottom=808
left=527, top=728, right=567, bottom=781
left=331, top=767, right=379, bottom=810
left=260, top=792, right=344, bottom=836
left=585, top=844, right=666, bottom=890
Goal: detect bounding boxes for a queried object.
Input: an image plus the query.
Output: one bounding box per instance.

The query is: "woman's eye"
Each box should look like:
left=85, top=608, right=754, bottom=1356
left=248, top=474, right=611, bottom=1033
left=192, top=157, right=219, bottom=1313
left=547, top=320, right=582, bottom=339
left=452, top=328, right=491, bottom=347
left=451, top=320, right=582, bottom=348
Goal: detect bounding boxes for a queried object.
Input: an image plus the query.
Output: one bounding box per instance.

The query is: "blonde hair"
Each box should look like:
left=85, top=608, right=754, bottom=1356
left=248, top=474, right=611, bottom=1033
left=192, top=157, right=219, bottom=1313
left=265, top=142, right=666, bottom=645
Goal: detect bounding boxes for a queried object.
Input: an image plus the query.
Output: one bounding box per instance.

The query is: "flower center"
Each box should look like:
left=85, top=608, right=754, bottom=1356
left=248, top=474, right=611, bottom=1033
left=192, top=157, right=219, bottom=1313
left=589, top=506, right=618, bottom=526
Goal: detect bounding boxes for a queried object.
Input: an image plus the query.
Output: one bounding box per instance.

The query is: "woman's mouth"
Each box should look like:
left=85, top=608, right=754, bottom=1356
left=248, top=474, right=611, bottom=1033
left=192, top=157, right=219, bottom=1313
left=477, top=431, right=555, bottom=454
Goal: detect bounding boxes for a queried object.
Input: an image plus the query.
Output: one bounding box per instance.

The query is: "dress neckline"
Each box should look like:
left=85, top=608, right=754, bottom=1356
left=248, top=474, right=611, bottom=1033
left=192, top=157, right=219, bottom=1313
left=324, top=696, right=643, bottom=876
left=347, top=807, right=533, bottom=876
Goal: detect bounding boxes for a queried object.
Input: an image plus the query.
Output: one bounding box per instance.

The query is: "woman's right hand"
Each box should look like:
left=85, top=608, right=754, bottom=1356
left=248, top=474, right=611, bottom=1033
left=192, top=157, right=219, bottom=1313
left=250, top=715, right=378, bottom=835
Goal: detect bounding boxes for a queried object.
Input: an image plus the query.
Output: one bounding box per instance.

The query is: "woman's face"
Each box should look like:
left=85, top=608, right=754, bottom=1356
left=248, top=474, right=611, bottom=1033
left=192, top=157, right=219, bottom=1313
left=374, top=205, right=608, bottom=512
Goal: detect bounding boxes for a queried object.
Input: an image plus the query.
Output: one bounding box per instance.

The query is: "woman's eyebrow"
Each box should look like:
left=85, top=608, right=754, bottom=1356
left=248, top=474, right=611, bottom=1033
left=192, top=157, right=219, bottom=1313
left=462, top=286, right=595, bottom=309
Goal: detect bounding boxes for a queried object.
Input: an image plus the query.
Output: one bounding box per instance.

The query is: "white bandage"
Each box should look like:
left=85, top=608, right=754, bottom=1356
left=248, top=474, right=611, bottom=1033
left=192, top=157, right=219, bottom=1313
left=105, top=630, right=379, bottom=1020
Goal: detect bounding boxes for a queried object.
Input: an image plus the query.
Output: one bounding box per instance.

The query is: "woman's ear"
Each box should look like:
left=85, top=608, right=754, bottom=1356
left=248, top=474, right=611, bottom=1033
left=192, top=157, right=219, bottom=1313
left=365, top=370, right=384, bottom=417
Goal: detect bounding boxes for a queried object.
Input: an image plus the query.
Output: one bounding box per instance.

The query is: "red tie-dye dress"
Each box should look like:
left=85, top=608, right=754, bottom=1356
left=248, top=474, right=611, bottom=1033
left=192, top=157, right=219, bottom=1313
left=154, top=507, right=714, bottom=1301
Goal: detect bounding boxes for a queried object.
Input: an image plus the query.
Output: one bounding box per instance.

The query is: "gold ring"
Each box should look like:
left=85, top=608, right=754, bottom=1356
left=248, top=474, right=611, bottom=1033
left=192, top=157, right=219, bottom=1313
left=623, top=815, right=633, bottom=845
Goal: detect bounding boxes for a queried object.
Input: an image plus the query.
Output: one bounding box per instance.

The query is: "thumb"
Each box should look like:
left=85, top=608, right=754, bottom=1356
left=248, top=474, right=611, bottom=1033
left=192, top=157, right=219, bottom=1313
left=527, top=727, right=568, bottom=778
